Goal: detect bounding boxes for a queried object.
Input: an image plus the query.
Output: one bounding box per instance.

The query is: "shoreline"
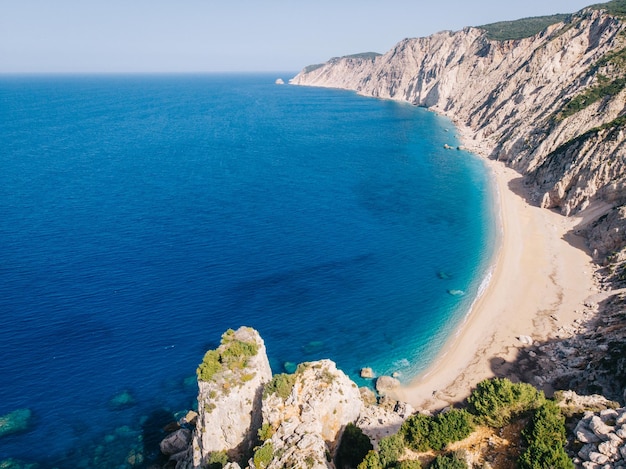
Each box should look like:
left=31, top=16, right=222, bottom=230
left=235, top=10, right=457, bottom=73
left=390, top=123, right=599, bottom=411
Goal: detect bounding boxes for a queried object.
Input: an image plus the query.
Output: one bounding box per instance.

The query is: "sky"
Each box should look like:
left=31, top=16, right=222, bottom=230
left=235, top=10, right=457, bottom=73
left=0, top=0, right=602, bottom=74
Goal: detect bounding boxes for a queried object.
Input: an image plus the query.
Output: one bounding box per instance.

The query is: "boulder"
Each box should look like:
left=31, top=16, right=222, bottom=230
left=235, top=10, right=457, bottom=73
left=360, top=367, right=374, bottom=379
left=160, top=428, right=191, bottom=456
left=588, top=451, right=609, bottom=465
left=375, top=376, right=400, bottom=397
left=590, top=416, right=615, bottom=441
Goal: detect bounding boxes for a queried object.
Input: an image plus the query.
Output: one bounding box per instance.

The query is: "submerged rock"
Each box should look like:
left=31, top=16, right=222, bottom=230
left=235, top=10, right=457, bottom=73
left=109, top=389, right=136, bottom=411
left=0, top=409, right=32, bottom=438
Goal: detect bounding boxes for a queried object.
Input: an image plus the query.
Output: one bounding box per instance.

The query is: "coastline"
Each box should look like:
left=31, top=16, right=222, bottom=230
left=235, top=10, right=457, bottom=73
left=390, top=124, right=600, bottom=411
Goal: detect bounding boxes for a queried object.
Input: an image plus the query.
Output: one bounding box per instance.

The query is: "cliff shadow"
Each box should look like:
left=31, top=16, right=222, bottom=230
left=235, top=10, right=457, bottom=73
left=141, top=408, right=177, bottom=468
left=487, top=292, right=626, bottom=405
left=506, top=175, right=541, bottom=208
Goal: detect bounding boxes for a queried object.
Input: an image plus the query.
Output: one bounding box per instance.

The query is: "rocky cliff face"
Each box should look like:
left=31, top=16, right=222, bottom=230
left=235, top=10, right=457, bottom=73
left=291, top=7, right=626, bottom=268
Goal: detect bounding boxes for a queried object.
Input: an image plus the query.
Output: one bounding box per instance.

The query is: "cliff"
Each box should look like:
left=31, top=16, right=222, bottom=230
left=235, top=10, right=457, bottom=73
left=291, top=5, right=626, bottom=272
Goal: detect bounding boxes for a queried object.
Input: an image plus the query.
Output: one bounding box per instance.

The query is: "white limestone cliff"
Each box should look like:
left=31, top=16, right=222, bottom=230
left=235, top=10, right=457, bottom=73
left=179, top=327, right=272, bottom=468
left=291, top=7, right=626, bottom=263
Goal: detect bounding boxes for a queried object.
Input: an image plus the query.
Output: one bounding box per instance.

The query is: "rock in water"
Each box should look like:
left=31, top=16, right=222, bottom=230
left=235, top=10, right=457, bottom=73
left=360, top=367, right=375, bottom=378
left=376, top=376, right=401, bottom=397
left=160, top=428, right=192, bottom=456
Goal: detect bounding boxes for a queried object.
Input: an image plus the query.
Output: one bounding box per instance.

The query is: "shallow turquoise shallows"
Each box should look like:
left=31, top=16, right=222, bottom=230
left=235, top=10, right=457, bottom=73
left=0, top=74, right=495, bottom=467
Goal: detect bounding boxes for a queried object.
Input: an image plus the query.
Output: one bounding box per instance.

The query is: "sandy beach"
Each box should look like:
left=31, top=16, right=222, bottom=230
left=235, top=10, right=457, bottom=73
left=390, top=129, right=600, bottom=411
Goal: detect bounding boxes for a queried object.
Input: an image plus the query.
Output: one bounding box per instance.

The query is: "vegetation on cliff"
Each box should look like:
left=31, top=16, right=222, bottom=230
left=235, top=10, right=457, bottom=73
left=196, top=328, right=259, bottom=382
left=478, top=14, right=569, bottom=41
left=591, top=0, right=626, bottom=18
left=346, top=378, right=570, bottom=469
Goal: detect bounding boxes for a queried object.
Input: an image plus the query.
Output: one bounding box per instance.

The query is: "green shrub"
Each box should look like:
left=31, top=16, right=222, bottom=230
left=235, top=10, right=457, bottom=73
left=196, top=330, right=259, bottom=382
left=378, top=433, right=405, bottom=467
left=258, top=423, right=274, bottom=442
left=206, top=450, right=228, bottom=469
left=197, top=350, right=222, bottom=381
left=253, top=441, right=274, bottom=469
left=397, top=460, right=422, bottom=469
left=518, top=401, right=573, bottom=469
left=401, top=413, right=432, bottom=452
left=429, top=453, right=467, bottom=469
left=357, top=450, right=383, bottom=469
left=263, top=373, right=296, bottom=399
left=336, top=423, right=373, bottom=469
left=558, top=76, right=626, bottom=120
left=401, top=410, right=474, bottom=452
left=467, top=378, right=545, bottom=427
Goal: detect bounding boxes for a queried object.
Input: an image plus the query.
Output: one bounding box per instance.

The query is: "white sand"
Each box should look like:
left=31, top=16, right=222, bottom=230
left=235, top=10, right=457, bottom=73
left=389, top=129, right=599, bottom=411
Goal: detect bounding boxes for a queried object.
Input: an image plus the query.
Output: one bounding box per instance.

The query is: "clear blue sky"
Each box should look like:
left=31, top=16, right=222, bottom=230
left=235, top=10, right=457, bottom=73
left=0, top=0, right=600, bottom=73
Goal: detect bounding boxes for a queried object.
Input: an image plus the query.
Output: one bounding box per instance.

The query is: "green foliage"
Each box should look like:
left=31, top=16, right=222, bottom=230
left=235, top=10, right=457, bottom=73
left=356, top=450, right=383, bottom=469
left=431, top=410, right=474, bottom=451
left=263, top=373, right=296, bottom=400
left=397, top=460, right=422, bottom=469
left=401, top=414, right=432, bottom=452
left=378, top=434, right=405, bottom=468
left=429, top=453, right=468, bottom=469
left=479, top=14, right=569, bottom=41
left=401, top=410, right=474, bottom=452
left=467, top=378, right=545, bottom=427
left=257, top=423, right=275, bottom=442
left=518, top=401, right=573, bottom=469
left=342, top=52, right=382, bottom=61
left=558, top=76, right=626, bottom=119
left=253, top=441, right=274, bottom=469
left=196, top=330, right=259, bottom=382
left=205, top=450, right=228, bottom=469
left=197, top=350, right=222, bottom=382
left=336, top=423, right=373, bottom=469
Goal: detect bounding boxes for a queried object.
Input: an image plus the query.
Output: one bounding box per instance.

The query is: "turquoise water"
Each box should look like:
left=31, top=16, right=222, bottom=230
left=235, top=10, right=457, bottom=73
left=0, top=74, right=495, bottom=467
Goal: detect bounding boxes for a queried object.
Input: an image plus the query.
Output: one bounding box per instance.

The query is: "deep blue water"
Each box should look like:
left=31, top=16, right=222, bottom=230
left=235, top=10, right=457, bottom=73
left=0, top=74, right=494, bottom=467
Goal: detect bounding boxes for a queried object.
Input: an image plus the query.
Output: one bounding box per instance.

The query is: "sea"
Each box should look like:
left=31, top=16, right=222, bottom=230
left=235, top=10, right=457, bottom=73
left=0, top=74, right=495, bottom=467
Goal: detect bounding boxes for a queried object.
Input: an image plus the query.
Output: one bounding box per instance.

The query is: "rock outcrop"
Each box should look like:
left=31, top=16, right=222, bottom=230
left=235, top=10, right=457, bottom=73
left=254, top=360, right=362, bottom=469
left=178, top=327, right=273, bottom=468
left=166, top=328, right=410, bottom=469
left=291, top=6, right=626, bottom=268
